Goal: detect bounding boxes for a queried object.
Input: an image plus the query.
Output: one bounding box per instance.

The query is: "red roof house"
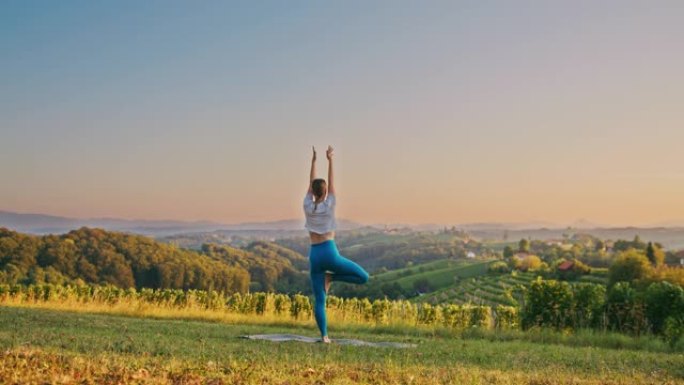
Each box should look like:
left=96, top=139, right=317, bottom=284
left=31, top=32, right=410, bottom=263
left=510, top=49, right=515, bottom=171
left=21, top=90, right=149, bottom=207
left=558, top=260, right=575, bottom=271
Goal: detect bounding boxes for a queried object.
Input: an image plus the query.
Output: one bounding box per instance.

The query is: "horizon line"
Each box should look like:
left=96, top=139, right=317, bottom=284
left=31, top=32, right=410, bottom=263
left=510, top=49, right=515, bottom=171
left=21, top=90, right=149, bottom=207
left=2, top=208, right=684, bottom=230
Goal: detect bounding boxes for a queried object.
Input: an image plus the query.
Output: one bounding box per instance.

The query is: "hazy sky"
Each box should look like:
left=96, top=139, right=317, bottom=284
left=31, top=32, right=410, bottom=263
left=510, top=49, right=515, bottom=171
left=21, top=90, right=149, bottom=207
left=2, top=1, right=683, bottom=226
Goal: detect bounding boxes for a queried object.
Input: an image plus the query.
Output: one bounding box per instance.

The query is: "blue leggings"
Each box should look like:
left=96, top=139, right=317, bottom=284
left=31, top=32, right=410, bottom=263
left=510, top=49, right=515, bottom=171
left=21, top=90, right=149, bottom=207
left=309, top=239, right=369, bottom=337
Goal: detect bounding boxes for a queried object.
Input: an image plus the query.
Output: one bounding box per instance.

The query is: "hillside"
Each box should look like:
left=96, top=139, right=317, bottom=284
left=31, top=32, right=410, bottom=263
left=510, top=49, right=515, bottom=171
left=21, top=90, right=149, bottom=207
left=3, top=306, right=682, bottom=384
left=201, top=241, right=309, bottom=292
left=0, top=227, right=309, bottom=294
left=330, top=258, right=494, bottom=299
left=412, top=267, right=610, bottom=308
left=276, top=228, right=495, bottom=272
left=415, top=271, right=540, bottom=307
left=373, top=259, right=494, bottom=292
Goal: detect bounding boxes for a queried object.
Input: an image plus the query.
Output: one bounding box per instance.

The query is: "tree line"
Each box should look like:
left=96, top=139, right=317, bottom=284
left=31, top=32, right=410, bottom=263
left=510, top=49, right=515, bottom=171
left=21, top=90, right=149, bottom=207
left=0, top=227, right=309, bottom=294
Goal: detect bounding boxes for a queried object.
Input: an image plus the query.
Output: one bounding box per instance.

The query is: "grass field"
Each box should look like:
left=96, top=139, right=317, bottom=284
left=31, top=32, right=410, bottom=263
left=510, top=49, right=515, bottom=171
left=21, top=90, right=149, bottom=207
left=372, top=259, right=460, bottom=281
left=372, top=259, right=494, bottom=292
left=415, top=271, right=538, bottom=307
left=1, top=304, right=683, bottom=384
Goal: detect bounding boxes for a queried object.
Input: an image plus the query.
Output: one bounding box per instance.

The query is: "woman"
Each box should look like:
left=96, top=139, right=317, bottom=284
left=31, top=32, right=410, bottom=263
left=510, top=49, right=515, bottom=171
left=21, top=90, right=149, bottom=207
left=304, top=145, right=369, bottom=343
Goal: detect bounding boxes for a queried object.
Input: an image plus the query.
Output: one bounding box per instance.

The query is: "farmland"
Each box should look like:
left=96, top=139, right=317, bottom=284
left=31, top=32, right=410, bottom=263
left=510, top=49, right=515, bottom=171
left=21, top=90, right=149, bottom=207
left=373, top=259, right=494, bottom=291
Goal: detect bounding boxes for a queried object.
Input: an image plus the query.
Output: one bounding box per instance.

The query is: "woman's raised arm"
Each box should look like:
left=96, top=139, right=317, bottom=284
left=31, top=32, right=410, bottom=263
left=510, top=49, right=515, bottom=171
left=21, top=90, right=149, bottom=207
left=308, top=146, right=316, bottom=194
left=326, top=145, right=335, bottom=195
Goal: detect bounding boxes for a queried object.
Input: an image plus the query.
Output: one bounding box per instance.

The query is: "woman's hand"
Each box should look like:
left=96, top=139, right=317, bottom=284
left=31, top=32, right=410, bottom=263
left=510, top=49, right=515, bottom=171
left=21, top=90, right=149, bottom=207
left=326, top=145, right=334, bottom=161
left=312, top=146, right=317, bottom=162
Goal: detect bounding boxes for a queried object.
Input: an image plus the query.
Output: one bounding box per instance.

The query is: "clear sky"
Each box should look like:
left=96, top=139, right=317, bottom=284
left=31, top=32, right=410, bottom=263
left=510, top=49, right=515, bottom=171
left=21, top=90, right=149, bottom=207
left=2, top=1, right=683, bottom=226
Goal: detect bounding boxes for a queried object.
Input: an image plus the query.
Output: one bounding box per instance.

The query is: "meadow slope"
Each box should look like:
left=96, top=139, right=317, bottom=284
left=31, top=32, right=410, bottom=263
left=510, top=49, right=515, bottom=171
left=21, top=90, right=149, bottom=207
left=1, top=305, right=682, bottom=384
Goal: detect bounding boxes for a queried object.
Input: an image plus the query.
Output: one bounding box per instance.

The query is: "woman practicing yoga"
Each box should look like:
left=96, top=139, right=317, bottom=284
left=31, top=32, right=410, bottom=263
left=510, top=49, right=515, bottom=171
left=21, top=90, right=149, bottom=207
left=304, top=145, right=369, bottom=343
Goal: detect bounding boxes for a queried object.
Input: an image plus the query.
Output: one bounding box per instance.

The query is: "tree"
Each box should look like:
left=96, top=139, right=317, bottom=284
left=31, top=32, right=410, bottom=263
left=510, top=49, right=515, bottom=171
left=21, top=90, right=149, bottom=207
left=632, top=235, right=646, bottom=250
left=646, top=242, right=655, bottom=263
left=413, top=278, right=432, bottom=293
left=608, top=249, right=652, bottom=287
left=522, top=278, right=574, bottom=330
left=488, top=261, right=510, bottom=274
left=0, top=227, right=256, bottom=293
left=644, top=281, right=684, bottom=334
left=518, top=238, right=530, bottom=253
left=665, top=251, right=681, bottom=266
left=519, top=255, right=542, bottom=272
left=503, top=245, right=514, bottom=260
left=645, top=242, right=665, bottom=267
left=594, top=239, right=605, bottom=252
left=614, top=236, right=647, bottom=252
left=605, top=282, right=648, bottom=334
left=573, top=283, right=606, bottom=328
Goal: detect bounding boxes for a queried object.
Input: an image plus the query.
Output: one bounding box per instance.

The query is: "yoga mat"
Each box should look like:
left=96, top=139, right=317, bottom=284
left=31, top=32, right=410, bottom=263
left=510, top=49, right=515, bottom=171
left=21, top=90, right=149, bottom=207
left=240, top=334, right=416, bottom=348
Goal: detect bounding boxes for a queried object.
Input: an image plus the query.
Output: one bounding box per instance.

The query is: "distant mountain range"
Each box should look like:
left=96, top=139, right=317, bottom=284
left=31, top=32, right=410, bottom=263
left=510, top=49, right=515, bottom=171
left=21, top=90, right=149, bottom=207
left=0, top=210, right=364, bottom=236
left=3, top=210, right=684, bottom=248
left=373, top=220, right=599, bottom=231
left=1, top=209, right=560, bottom=236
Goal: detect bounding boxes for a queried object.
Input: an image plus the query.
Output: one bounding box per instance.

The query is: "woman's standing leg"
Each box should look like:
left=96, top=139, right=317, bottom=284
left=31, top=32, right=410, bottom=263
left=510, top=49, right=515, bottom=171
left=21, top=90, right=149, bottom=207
left=310, top=271, right=328, bottom=337
left=309, top=240, right=367, bottom=339
left=309, top=242, right=333, bottom=338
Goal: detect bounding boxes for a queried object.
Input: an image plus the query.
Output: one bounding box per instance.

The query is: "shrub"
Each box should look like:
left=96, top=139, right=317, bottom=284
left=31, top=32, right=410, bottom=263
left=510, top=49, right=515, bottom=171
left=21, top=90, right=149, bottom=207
left=513, top=255, right=543, bottom=272
left=522, top=278, right=573, bottom=330
left=664, top=316, right=684, bottom=348
left=644, top=281, right=684, bottom=334
left=495, top=305, right=519, bottom=330
left=289, top=294, right=312, bottom=320
left=469, top=305, right=492, bottom=328
left=605, top=282, right=648, bottom=335
left=254, top=292, right=268, bottom=315
left=417, top=303, right=439, bottom=325
left=413, top=278, right=433, bottom=293
left=273, top=294, right=291, bottom=315
left=359, top=298, right=373, bottom=321
left=573, top=283, right=606, bottom=329
left=371, top=299, right=391, bottom=324
left=648, top=266, right=684, bottom=288
left=441, top=304, right=469, bottom=330
left=488, top=261, right=510, bottom=274
left=609, top=250, right=652, bottom=287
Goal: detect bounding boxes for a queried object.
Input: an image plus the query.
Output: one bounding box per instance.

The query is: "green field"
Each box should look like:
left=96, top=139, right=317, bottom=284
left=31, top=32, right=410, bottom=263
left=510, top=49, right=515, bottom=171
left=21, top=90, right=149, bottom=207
left=380, top=256, right=611, bottom=307
left=415, top=271, right=539, bottom=307
left=373, top=259, right=494, bottom=292
left=372, top=259, right=460, bottom=281
left=370, top=258, right=541, bottom=307
left=1, top=305, right=683, bottom=384
left=415, top=268, right=611, bottom=308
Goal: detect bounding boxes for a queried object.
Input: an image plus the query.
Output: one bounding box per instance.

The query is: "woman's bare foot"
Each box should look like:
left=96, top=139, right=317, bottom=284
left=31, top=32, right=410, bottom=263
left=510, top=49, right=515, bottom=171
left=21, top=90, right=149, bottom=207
left=322, top=336, right=331, bottom=343
left=324, top=272, right=332, bottom=293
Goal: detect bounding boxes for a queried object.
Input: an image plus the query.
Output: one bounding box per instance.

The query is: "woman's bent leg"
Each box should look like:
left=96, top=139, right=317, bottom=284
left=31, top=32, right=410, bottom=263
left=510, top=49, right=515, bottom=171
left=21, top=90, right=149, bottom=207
left=330, top=255, right=369, bottom=284
left=311, top=272, right=328, bottom=337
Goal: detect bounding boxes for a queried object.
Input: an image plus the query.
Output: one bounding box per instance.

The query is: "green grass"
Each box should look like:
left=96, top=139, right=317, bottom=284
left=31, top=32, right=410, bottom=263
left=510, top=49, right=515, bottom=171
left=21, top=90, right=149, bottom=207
left=1, top=305, right=683, bottom=384
left=480, top=240, right=518, bottom=252
left=391, top=260, right=493, bottom=291
left=579, top=275, right=609, bottom=284
left=372, top=258, right=457, bottom=281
